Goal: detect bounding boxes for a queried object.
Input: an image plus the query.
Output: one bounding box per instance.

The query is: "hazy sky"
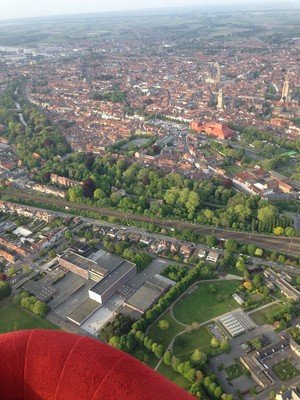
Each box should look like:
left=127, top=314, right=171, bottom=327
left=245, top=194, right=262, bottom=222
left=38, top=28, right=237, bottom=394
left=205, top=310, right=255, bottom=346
left=0, top=0, right=295, bottom=20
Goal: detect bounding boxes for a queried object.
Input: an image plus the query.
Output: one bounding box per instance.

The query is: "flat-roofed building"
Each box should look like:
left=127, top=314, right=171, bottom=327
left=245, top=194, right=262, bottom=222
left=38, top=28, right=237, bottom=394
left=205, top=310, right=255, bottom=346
left=123, top=274, right=174, bottom=314
left=206, top=251, right=220, bottom=263
left=232, top=293, right=244, bottom=305
left=58, top=251, right=98, bottom=279
left=69, top=241, right=93, bottom=257
left=67, top=299, right=100, bottom=326
left=240, top=354, right=274, bottom=389
left=219, top=310, right=255, bottom=337
left=89, top=261, right=136, bottom=304
left=58, top=249, right=124, bottom=282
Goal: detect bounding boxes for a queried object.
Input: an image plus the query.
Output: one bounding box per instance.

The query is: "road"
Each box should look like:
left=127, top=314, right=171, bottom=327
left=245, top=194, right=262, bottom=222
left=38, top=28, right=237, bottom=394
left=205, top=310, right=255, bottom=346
left=1, top=189, right=300, bottom=256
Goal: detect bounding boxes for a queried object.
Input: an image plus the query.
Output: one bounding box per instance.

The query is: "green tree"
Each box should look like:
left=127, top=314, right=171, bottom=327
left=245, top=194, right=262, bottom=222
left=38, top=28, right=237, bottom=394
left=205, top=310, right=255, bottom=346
left=250, top=338, right=262, bottom=349
left=214, top=387, right=223, bottom=399
left=236, top=257, right=246, bottom=273
left=257, top=205, right=278, bottom=225
left=154, top=344, right=164, bottom=358
left=158, top=320, right=169, bottom=331
left=0, top=281, right=11, bottom=300
left=285, top=227, right=296, bottom=237
left=109, top=336, right=120, bottom=348
left=224, top=238, right=238, bottom=252
left=185, top=368, right=196, bottom=382
left=68, top=185, right=83, bottom=202
left=219, top=340, right=230, bottom=352
left=191, top=349, right=207, bottom=366
left=64, top=229, right=73, bottom=241
left=94, top=188, right=105, bottom=200
left=205, top=235, right=218, bottom=248
left=255, top=248, right=263, bottom=257
left=163, top=351, right=172, bottom=365
left=32, top=300, right=48, bottom=317
left=186, top=191, right=200, bottom=215
left=274, top=226, right=284, bottom=236
left=7, top=267, right=16, bottom=278
left=211, top=338, right=220, bottom=348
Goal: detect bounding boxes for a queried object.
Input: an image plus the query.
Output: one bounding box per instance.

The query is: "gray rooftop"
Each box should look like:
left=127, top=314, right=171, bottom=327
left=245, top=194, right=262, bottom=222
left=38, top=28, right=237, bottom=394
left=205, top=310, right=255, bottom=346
left=92, top=249, right=124, bottom=274
left=124, top=275, right=172, bottom=313
left=90, top=260, right=135, bottom=296
left=60, top=251, right=97, bottom=271
left=67, top=298, right=100, bottom=325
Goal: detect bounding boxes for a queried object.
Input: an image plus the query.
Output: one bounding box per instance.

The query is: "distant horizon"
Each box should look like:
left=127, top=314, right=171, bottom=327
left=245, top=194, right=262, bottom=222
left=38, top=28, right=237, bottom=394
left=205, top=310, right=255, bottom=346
left=0, top=0, right=299, bottom=22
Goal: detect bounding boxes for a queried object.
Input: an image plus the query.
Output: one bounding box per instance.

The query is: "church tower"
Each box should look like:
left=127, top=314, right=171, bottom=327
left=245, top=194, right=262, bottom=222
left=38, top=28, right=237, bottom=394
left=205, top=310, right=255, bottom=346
left=217, top=88, right=223, bottom=109
left=215, top=62, right=221, bottom=84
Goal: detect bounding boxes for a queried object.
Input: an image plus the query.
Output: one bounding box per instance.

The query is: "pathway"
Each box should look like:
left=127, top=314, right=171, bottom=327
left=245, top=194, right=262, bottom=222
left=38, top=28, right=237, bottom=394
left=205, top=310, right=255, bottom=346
left=151, top=276, right=241, bottom=370
left=247, top=299, right=281, bottom=315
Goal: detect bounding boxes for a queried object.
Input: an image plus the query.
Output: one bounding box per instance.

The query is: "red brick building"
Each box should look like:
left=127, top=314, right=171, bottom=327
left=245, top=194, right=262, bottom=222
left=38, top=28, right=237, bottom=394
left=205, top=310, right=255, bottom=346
left=190, top=121, right=235, bottom=140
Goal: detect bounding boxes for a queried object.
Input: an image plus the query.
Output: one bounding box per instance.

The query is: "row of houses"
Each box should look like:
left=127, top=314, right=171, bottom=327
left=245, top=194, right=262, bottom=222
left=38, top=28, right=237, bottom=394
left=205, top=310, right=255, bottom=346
left=264, top=269, right=300, bottom=302
left=0, top=201, right=55, bottom=223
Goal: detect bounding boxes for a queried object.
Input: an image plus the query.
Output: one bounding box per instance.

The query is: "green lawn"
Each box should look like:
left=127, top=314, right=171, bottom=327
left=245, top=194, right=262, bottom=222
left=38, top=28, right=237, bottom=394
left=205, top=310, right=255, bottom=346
left=250, top=303, right=284, bottom=325
left=272, top=359, right=299, bottom=381
left=148, top=311, right=183, bottom=348
left=173, top=326, right=213, bottom=358
left=0, top=303, right=58, bottom=333
left=157, top=362, right=191, bottom=390
left=225, top=362, right=247, bottom=381
left=173, top=280, right=240, bottom=325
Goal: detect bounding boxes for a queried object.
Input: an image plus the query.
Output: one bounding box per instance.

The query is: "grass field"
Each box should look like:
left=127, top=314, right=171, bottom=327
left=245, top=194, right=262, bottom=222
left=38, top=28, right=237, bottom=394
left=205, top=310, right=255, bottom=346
left=250, top=303, right=284, bottom=325
left=148, top=311, right=183, bottom=348
left=0, top=303, right=58, bottom=333
left=173, top=326, right=213, bottom=358
left=157, top=363, right=191, bottom=390
left=173, top=280, right=240, bottom=325
left=272, top=359, right=300, bottom=381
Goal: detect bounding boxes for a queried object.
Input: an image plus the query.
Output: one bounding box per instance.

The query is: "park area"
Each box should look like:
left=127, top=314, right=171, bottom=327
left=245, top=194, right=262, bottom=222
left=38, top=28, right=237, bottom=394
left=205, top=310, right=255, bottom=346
left=172, top=280, right=240, bottom=325
left=0, top=300, right=57, bottom=333
left=173, top=326, right=214, bottom=359
left=147, top=279, right=241, bottom=383
left=148, top=310, right=183, bottom=348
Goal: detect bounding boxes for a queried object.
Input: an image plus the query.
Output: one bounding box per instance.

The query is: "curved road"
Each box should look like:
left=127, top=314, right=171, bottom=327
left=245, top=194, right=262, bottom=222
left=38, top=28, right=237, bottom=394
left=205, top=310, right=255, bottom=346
left=1, top=189, right=299, bottom=256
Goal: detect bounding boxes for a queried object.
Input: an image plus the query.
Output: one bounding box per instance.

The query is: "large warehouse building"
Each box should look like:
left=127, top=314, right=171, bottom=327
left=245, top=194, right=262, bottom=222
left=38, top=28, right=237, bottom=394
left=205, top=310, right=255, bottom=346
left=123, top=274, right=174, bottom=315
left=58, top=251, right=99, bottom=280
left=58, top=249, right=127, bottom=282
left=89, top=261, right=136, bottom=304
